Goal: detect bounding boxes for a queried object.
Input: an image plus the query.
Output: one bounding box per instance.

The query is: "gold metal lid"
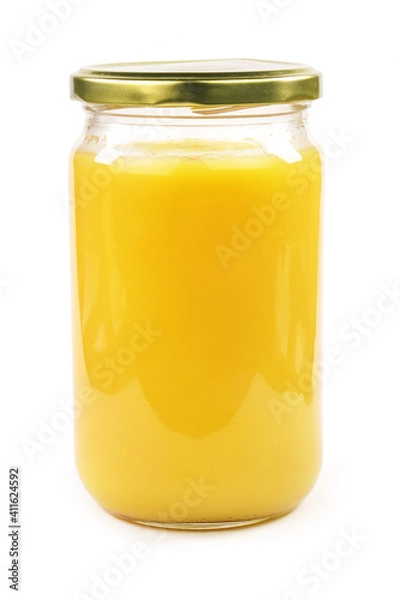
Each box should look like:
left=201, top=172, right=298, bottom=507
left=71, top=59, right=321, bottom=107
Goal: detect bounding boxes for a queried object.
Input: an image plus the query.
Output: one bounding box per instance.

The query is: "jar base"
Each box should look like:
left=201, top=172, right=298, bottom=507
left=103, top=507, right=296, bottom=531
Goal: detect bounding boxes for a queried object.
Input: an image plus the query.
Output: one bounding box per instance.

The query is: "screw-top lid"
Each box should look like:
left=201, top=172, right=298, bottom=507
left=71, top=59, right=321, bottom=107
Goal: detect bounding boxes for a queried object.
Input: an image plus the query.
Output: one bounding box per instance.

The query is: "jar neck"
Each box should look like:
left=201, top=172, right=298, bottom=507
left=84, top=102, right=310, bottom=128
left=78, top=102, right=312, bottom=154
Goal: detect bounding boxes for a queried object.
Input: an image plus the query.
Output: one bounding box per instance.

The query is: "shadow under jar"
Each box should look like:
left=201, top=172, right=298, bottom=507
left=69, top=59, right=323, bottom=530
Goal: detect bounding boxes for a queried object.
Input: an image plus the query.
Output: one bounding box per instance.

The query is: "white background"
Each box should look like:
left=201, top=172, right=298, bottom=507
left=1, top=1, right=399, bottom=598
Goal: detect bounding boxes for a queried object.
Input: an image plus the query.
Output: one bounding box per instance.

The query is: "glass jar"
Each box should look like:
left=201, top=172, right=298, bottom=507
left=70, top=60, right=323, bottom=529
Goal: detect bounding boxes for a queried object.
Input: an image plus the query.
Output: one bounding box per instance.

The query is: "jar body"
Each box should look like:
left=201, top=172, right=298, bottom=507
left=70, top=104, right=322, bottom=528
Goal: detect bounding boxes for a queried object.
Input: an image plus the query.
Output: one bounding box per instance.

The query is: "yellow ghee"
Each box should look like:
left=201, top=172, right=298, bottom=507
left=70, top=139, right=322, bottom=526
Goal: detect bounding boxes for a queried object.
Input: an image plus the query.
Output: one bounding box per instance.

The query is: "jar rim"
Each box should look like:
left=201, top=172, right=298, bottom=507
left=71, top=59, right=321, bottom=107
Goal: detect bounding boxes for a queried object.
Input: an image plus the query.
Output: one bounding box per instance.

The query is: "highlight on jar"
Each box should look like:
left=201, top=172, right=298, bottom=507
left=69, top=59, right=323, bottom=530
